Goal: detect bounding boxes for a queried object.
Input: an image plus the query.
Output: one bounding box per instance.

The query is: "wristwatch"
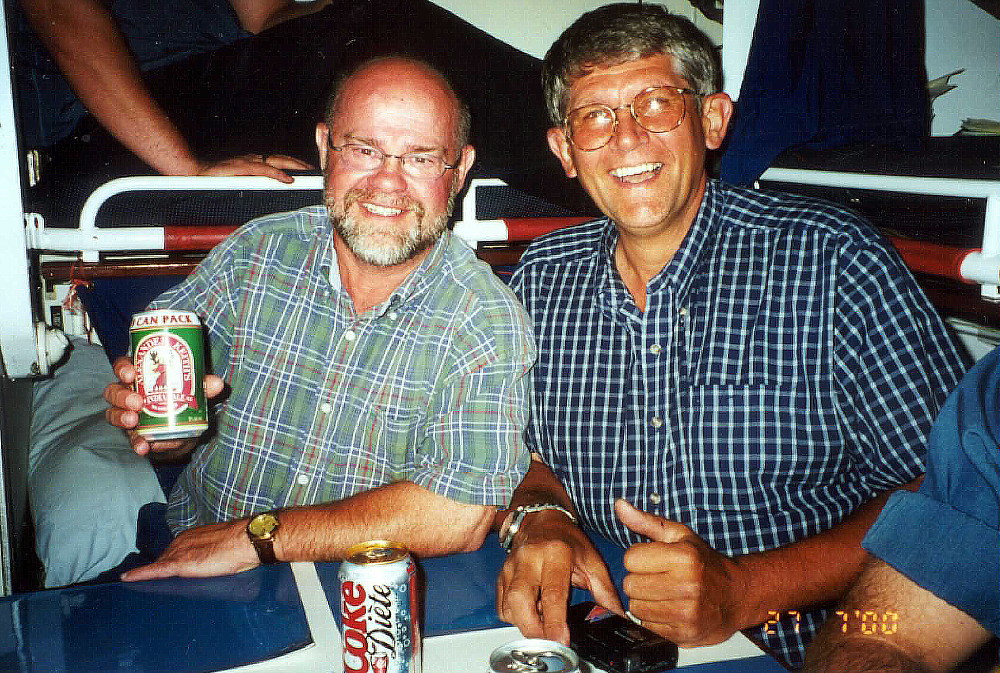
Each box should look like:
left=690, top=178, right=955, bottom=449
left=499, top=504, right=578, bottom=552
left=246, top=510, right=281, bottom=564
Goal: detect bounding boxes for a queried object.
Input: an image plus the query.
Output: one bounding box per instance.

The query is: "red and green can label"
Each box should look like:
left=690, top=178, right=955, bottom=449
left=130, top=309, right=208, bottom=440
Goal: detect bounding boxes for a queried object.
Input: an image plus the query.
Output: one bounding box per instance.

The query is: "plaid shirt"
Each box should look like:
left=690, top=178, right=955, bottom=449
left=510, top=180, right=968, bottom=669
left=151, top=206, right=535, bottom=534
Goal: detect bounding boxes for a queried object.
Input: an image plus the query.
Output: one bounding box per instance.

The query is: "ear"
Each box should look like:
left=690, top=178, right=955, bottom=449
left=315, top=122, right=330, bottom=171
left=699, top=93, right=733, bottom=151
left=547, top=126, right=577, bottom=179
left=450, top=144, right=476, bottom=193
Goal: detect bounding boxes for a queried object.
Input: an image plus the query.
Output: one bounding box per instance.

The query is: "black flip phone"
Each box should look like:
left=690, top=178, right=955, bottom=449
left=567, top=601, right=679, bottom=673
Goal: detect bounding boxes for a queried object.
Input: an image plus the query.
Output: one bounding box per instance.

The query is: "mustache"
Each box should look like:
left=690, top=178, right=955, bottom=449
left=342, top=188, right=426, bottom=218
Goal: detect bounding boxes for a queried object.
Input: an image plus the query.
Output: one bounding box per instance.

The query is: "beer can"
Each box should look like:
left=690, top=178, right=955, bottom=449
left=339, top=540, right=421, bottom=673
left=489, top=639, right=580, bottom=673
left=130, top=309, right=208, bottom=440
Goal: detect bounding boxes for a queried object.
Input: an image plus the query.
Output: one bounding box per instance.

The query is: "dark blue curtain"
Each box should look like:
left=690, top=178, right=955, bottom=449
left=720, top=0, right=928, bottom=185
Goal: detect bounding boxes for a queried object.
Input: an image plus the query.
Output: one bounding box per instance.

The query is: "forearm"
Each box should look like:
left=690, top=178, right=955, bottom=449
left=731, top=479, right=921, bottom=629
left=22, top=0, right=200, bottom=174
left=802, top=558, right=992, bottom=673
left=275, top=481, right=496, bottom=561
left=804, top=637, right=933, bottom=673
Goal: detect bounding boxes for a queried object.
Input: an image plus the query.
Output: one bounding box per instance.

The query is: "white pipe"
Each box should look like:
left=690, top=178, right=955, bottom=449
left=31, top=175, right=324, bottom=262
left=455, top=178, right=507, bottom=247
left=761, top=168, right=1000, bottom=300
left=452, top=219, right=509, bottom=247
left=960, top=251, right=1000, bottom=287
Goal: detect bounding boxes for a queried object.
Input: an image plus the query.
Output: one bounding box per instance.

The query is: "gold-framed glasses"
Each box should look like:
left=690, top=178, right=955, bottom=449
left=564, top=85, right=696, bottom=151
left=327, top=138, right=457, bottom=179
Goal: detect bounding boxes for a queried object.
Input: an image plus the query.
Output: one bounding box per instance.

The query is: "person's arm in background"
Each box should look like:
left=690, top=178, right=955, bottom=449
left=19, top=0, right=319, bottom=178
left=803, top=558, right=992, bottom=673
left=229, top=0, right=332, bottom=33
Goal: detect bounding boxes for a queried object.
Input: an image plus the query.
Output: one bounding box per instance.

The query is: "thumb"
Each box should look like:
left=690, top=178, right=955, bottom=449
left=614, top=498, right=687, bottom=543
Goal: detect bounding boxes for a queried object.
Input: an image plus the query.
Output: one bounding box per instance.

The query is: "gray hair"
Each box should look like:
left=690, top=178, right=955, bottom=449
left=542, top=3, right=721, bottom=126
left=324, top=56, right=472, bottom=149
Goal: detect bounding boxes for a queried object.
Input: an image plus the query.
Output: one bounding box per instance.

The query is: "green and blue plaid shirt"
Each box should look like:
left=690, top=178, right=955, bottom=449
left=150, top=206, right=535, bottom=533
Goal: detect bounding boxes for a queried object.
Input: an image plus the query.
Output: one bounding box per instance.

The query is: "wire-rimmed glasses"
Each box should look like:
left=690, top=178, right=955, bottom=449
left=564, top=85, right=696, bottom=151
left=327, top=138, right=458, bottom=180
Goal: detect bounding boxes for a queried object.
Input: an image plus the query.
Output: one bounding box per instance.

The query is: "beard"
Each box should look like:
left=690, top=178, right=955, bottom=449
left=326, top=187, right=456, bottom=267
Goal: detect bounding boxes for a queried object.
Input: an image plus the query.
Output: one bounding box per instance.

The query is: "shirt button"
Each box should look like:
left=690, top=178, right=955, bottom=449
left=648, top=344, right=662, bottom=355
left=320, top=402, right=332, bottom=414
left=679, top=307, right=689, bottom=317
left=649, top=493, right=662, bottom=505
left=389, top=311, right=399, bottom=321
left=650, top=416, right=664, bottom=428
left=344, top=330, right=357, bottom=342
left=296, top=474, right=310, bottom=486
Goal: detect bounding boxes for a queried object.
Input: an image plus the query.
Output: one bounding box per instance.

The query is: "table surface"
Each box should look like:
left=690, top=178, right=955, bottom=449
left=0, top=536, right=789, bottom=673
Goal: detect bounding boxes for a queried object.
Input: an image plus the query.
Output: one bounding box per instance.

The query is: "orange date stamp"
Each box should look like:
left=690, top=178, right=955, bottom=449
left=764, top=610, right=899, bottom=635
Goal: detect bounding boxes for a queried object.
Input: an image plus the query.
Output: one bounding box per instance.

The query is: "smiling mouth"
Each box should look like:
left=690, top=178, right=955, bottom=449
left=610, top=162, right=663, bottom=183
left=361, top=202, right=405, bottom=217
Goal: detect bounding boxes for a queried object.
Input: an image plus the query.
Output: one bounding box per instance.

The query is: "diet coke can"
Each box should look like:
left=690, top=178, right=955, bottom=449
left=339, top=540, right=421, bottom=673
left=130, top=309, right=208, bottom=440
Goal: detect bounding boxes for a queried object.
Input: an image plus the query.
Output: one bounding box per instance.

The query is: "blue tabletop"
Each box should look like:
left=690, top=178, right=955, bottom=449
left=0, top=533, right=787, bottom=672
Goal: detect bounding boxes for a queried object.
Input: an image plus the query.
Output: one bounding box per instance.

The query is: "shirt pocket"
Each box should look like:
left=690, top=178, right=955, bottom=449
left=677, top=381, right=847, bottom=505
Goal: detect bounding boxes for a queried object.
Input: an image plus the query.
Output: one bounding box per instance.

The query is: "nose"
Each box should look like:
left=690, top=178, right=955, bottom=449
left=368, top=155, right=408, bottom=191
left=610, top=108, right=647, bottom=152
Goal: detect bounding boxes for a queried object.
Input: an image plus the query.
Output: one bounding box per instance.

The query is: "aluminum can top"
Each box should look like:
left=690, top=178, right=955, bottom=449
left=489, top=639, right=580, bottom=673
left=343, top=540, right=409, bottom=566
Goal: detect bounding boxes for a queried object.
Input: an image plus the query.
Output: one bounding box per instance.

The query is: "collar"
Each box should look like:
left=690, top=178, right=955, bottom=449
left=597, top=180, right=722, bottom=312
left=646, top=179, right=721, bottom=302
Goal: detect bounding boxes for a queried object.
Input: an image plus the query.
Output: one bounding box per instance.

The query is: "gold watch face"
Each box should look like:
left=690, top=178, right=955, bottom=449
left=248, top=512, right=279, bottom=538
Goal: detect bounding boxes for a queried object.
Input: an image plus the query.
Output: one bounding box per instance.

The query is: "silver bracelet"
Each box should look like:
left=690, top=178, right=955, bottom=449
left=499, top=504, right=578, bottom=552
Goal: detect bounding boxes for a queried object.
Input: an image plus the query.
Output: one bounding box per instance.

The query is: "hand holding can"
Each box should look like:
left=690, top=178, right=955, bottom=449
left=130, top=309, right=209, bottom=441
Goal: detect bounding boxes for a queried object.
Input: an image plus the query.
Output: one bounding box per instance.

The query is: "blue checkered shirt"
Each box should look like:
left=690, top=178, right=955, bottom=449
left=149, top=206, right=535, bottom=534
left=509, top=180, right=968, bottom=669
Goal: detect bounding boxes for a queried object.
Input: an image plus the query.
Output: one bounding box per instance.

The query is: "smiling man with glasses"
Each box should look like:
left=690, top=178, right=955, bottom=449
left=494, top=4, right=967, bottom=669
left=100, top=56, right=535, bottom=583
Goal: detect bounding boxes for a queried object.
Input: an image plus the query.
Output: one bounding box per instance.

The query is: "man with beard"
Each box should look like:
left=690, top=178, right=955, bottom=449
left=100, top=57, right=535, bottom=580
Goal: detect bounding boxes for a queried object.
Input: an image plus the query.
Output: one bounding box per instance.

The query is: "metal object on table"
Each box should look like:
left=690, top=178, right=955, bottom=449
left=490, top=639, right=580, bottom=672
left=339, top=540, right=422, bottom=673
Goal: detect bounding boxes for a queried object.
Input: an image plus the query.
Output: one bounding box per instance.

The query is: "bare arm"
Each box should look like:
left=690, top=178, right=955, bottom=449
left=20, top=0, right=309, bottom=178
left=122, top=481, right=495, bottom=581
left=803, top=559, right=991, bottom=673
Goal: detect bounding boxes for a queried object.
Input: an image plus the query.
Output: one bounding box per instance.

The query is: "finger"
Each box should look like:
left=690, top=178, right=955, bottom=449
left=121, top=561, right=173, bottom=582
left=585, top=564, right=626, bottom=617
left=237, top=162, right=296, bottom=184
left=199, top=158, right=295, bottom=184
left=105, top=382, right=144, bottom=412
left=203, top=374, right=225, bottom=399
left=615, top=498, right=690, bottom=544
left=503, top=575, right=547, bottom=639
left=263, top=154, right=314, bottom=170
left=112, top=356, right=136, bottom=384
left=538, top=569, right=572, bottom=644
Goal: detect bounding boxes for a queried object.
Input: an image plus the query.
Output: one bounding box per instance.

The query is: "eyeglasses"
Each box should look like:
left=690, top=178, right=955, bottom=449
left=564, top=86, right=696, bottom=151
left=327, top=138, right=458, bottom=180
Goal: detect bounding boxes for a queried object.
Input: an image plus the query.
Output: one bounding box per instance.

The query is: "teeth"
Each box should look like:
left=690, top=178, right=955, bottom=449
left=362, top=203, right=404, bottom=216
left=610, top=162, right=662, bottom=178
